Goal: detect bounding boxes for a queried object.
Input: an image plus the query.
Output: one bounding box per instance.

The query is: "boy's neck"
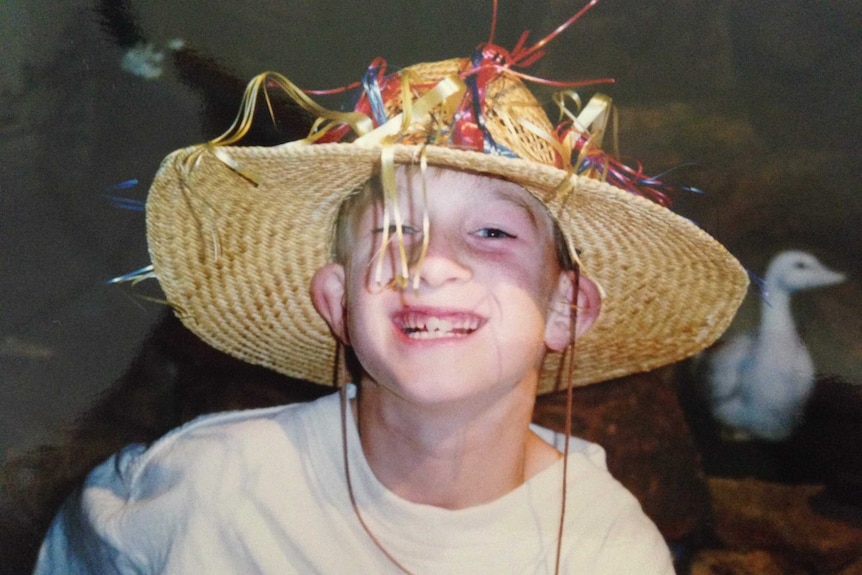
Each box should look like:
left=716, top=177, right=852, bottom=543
left=353, top=378, right=562, bottom=509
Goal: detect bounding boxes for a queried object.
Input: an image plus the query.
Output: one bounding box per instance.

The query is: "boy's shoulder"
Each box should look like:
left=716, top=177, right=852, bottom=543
left=531, top=424, right=609, bottom=470
left=90, top=392, right=341, bottom=496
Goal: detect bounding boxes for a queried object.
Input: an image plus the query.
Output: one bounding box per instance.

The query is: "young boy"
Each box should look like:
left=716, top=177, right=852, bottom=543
left=35, top=48, right=747, bottom=574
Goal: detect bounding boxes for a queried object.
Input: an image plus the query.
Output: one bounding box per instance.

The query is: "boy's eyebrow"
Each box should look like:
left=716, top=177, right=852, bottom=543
left=485, top=184, right=546, bottom=231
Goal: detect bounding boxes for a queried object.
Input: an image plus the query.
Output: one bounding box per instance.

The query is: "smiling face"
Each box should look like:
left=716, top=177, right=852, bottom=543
left=312, top=166, right=580, bottom=407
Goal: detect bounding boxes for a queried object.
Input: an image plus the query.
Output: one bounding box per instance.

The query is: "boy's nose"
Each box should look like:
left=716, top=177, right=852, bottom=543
left=415, top=236, right=472, bottom=287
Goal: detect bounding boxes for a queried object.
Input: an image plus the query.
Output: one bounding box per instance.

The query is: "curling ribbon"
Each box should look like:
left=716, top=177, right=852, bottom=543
left=574, top=94, right=613, bottom=158
left=355, top=75, right=467, bottom=146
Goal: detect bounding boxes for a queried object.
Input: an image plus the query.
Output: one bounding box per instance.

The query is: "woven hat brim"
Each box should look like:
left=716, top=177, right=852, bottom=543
left=146, top=143, right=748, bottom=393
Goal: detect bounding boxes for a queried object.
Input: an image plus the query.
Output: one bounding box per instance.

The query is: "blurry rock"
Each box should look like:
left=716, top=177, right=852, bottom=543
left=708, top=477, right=862, bottom=572
left=690, top=549, right=790, bottom=575
left=792, top=375, right=862, bottom=506
left=837, top=558, right=862, bottom=575
left=533, top=369, right=711, bottom=544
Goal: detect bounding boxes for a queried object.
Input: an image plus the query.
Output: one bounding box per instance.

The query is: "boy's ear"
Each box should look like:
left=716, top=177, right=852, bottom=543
left=310, top=263, right=350, bottom=345
left=544, top=271, right=602, bottom=352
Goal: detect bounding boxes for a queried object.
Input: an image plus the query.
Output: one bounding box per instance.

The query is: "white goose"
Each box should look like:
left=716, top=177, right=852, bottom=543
left=706, top=250, right=845, bottom=441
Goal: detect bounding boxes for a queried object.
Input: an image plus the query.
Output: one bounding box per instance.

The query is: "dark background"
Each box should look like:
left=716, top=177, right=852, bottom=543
left=1, top=1, right=860, bottom=573
left=2, top=0, right=859, bottom=492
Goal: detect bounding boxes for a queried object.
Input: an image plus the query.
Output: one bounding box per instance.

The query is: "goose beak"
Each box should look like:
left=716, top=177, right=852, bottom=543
left=812, top=265, right=846, bottom=288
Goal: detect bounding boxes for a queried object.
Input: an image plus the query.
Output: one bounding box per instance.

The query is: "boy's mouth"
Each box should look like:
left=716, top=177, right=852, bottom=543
left=395, top=310, right=483, bottom=339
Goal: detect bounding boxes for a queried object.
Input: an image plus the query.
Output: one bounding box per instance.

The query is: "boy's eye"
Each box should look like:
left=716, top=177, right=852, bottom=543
left=474, top=227, right=516, bottom=239
left=374, top=224, right=420, bottom=235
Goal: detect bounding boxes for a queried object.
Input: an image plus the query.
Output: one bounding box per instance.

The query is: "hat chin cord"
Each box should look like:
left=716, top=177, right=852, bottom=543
left=553, top=263, right=580, bottom=575
left=337, top=345, right=415, bottom=574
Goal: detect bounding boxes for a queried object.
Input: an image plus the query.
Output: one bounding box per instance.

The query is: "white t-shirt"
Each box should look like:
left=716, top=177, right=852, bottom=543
left=35, top=389, right=674, bottom=574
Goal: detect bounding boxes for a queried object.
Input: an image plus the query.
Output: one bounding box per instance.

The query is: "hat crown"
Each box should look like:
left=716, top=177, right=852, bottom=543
left=357, top=57, right=557, bottom=166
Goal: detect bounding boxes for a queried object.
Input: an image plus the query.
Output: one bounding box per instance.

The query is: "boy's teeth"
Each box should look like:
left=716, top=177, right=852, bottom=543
left=427, top=317, right=452, bottom=333
left=401, top=313, right=479, bottom=338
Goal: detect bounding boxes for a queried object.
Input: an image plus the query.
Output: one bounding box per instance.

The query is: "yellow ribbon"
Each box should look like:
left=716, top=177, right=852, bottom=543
left=197, top=71, right=375, bottom=183
left=365, top=75, right=465, bottom=290
left=356, top=75, right=467, bottom=146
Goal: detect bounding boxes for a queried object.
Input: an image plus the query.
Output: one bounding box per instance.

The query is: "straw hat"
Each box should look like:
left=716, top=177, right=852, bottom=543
left=145, top=56, right=748, bottom=393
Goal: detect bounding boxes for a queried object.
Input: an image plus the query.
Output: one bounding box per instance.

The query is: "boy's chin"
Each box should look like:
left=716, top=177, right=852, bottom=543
left=360, top=372, right=533, bottom=409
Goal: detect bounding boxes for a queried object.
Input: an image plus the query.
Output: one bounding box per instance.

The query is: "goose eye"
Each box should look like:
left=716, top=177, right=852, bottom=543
left=374, top=224, right=419, bottom=235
